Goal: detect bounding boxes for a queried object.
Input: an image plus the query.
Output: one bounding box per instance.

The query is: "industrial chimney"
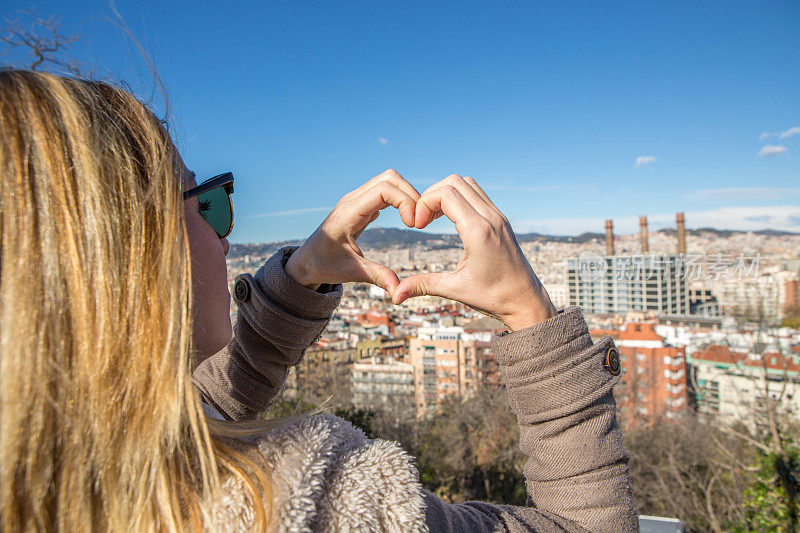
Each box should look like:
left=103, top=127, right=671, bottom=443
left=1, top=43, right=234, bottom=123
left=605, top=219, right=615, bottom=256
left=639, top=216, right=649, bottom=253
left=676, top=212, right=686, bottom=255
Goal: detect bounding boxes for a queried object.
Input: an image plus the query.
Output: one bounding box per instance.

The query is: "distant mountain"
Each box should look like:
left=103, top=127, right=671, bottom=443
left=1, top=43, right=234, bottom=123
left=230, top=226, right=799, bottom=257
left=229, top=228, right=461, bottom=258
left=353, top=227, right=461, bottom=247
left=516, top=231, right=605, bottom=243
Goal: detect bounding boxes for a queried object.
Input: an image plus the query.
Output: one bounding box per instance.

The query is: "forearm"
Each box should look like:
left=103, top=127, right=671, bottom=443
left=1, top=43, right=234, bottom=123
left=417, top=307, right=637, bottom=532
left=192, top=246, right=342, bottom=420
left=495, top=306, right=637, bottom=532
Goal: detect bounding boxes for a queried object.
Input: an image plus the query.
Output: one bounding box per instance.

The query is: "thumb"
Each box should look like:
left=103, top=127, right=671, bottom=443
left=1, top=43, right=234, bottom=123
left=355, top=257, right=401, bottom=296
left=392, top=272, right=457, bottom=305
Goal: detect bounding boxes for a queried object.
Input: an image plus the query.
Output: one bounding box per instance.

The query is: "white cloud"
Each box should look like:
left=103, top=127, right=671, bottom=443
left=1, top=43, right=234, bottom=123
left=377, top=137, right=390, bottom=145
left=689, top=187, right=800, bottom=201
left=758, top=127, right=800, bottom=142
left=242, top=206, right=333, bottom=219
left=510, top=205, right=800, bottom=235
left=779, top=126, right=800, bottom=139
left=634, top=155, right=657, bottom=168
left=758, top=145, right=788, bottom=157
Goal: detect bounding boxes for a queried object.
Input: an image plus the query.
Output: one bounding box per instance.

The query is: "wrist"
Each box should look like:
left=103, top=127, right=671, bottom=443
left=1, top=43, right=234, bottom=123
left=284, top=248, right=321, bottom=291
left=500, top=297, right=557, bottom=332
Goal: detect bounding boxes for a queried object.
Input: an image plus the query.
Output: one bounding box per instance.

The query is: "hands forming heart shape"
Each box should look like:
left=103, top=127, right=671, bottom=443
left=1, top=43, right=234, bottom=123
left=284, top=169, right=556, bottom=331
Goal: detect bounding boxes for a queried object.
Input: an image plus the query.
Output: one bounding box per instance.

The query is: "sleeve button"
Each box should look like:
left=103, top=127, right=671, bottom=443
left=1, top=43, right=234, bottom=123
left=234, top=278, right=251, bottom=303
left=605, top=346, right=621, bottom=376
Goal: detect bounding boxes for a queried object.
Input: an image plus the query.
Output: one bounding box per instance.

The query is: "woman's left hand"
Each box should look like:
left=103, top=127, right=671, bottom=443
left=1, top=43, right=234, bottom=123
left=284, top=169, right=421, bottom=296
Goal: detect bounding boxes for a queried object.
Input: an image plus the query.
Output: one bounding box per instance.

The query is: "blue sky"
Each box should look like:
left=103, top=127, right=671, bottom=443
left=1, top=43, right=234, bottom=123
left=5, top=1, right=800, bottom=242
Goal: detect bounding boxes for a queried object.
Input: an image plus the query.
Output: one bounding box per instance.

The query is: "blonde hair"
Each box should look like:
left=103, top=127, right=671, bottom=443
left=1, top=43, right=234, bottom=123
left=0, top=69, right=272, bottom=531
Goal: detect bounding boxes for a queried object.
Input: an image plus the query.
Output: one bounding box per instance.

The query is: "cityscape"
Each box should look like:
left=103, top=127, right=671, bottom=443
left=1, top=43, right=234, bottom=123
left=227, top=216, right=800, bottom=431
left=227, top=216, right=800, bottom=527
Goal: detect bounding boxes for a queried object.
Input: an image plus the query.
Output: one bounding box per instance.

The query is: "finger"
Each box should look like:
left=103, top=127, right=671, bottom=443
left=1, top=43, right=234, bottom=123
left=421, top=209, right=444, bottom=223
left=417, top=181, right=445, bottom=223
left=363, top=170, right=421, bottom=226
left=354, top=181, right=418, bottom=228
left=444, top=175, right=496, bottom=221
left=419, top=174, right=495, bottom=224
left=418, top=174, right=467, bottom=197
left=353, top=256, right=401, bottom=296
left=353, top=211, right=380, bottom=241
left=380, top=170, right=422, bottom=204
left=462, top=176, right=508, bottom=222
left=414, top=184, right=486, bottom=233
left=392, top=272, right=458, bottom=305
left=351, top=169, right=390, bottom=196
left=355, top=169, right=420, bottom=204
left=460, top=176, right=493, bottom=206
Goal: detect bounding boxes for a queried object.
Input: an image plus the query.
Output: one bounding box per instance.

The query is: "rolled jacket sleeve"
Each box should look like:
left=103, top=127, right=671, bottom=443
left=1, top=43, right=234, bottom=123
left=421, top=306, right=637, bottom=533
left=493, top=306, right=637, bottom=532
left=192, top=246, right=343, bottom=421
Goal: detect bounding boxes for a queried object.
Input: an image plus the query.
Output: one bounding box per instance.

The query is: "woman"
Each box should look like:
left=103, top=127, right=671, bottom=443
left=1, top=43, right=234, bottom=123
left=0, top=69, right=637, bottom=531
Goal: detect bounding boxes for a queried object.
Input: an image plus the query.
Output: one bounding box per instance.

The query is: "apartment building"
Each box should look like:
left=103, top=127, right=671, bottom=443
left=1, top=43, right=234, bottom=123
left=708, top=275, right=783, bottom=321
left=787, top=278, right=800, bottom=315
left=351, top=356, right=416, bottom=420
left=462, top=318, right=506, bottom=389
left=355, top=336, right=408, bottom=360
left=468, top=340, right=503, bottom=389
left=567, top=254, right=691, bottom=316
left=292, top=346, right=357, bottom=401
left=409, top=326, right=479, bottom=416
left=687, top=344, right=800, bottom=429
left=610, top=322, right=690, bottom=427
left=568, top=215, right=691, bottom=316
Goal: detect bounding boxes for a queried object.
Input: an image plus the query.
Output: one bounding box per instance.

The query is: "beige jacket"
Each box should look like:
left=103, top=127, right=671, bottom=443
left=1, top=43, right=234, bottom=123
left=193, top=246, right=638, bottom=532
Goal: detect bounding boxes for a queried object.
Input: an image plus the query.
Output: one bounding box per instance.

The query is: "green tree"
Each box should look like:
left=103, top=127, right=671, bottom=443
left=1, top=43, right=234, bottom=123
left=738, top=437, right=800, bottom=532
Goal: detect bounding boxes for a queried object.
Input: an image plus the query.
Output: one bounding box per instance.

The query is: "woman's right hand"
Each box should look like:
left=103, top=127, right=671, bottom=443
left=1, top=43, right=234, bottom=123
left=284, top=169, right=420, bottom=296
left=392, top=174, right=556, bottom=331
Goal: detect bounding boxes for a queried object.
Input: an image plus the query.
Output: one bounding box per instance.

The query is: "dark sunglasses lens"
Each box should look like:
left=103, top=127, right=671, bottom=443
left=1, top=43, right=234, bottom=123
left=197, top=186, right=232, bottom=237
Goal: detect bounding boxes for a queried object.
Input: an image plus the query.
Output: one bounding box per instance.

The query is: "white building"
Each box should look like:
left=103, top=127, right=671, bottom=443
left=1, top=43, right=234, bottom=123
left=567, top=254, right=690, bottom=315
left=367, top=285, right=392, bottom=300
left=708, top=275, right=782, bottom=321
left=351, top=357, right=416, bottom=419
left=687, top=344, right=800, bottom=430
left=545, top=282, right=570, bottom=310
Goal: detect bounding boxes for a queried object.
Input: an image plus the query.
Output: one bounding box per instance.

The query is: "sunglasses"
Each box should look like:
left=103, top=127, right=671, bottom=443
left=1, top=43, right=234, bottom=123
left=183, top=172, right=235, bottom=238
